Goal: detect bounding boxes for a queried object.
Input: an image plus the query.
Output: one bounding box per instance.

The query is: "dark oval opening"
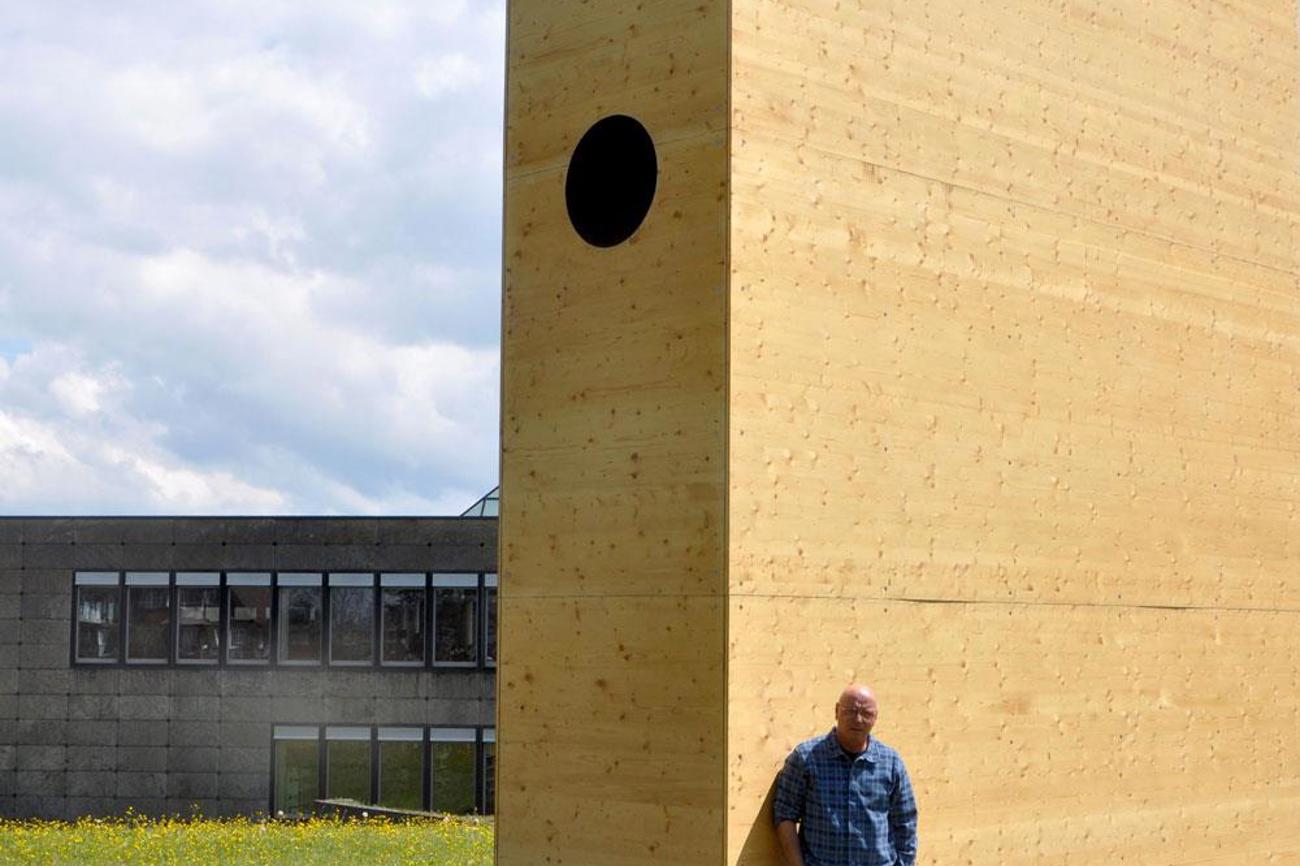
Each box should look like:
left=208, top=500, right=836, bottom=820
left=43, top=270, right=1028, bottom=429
left=564, top=114, right=658, bottom=248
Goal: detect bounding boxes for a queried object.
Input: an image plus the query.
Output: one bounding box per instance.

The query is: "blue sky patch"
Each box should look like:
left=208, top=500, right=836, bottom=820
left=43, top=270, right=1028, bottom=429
left=0, top=336, right=33, bottom=362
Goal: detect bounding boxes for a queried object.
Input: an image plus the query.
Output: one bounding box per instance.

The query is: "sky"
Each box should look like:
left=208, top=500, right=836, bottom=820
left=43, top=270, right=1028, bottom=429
left=0, top=1, right=505, bottom=515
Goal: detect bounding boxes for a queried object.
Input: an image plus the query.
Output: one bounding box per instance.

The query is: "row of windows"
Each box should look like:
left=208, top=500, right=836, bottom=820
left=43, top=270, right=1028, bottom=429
left=72, top=571, right=497, bottom=669
left=273, top=725, right=495, bottom=816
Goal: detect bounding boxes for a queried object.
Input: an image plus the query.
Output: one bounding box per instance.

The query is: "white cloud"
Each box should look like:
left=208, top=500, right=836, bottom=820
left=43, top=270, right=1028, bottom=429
left=105, top=65, right=213, bottom=152
left=414, top=53, right=483, bottom=100
left=0, top=1, right=505, bottom=515
left=104, top=443, right=287, bottom=512
left=0, top=407, right=287, bottom=514
left=49, top=370, right=118, bottom=417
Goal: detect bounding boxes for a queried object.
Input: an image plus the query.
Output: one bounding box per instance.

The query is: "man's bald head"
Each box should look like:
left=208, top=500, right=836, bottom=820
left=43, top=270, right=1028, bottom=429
left=839, top=684, right=877, bottom=708
left=833, top=683, right=879, bottom=754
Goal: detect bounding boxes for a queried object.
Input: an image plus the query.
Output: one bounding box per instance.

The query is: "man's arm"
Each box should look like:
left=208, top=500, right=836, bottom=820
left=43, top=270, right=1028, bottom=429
left=772, top=750, right=809, bottom=866
left=889, top=757, right=919, bottom=866
left=775, top=819, right=807, bottom=866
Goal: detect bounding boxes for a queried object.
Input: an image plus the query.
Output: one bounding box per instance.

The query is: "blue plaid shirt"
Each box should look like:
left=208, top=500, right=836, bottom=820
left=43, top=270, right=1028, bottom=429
left=773, top=731, right=918, bottom=866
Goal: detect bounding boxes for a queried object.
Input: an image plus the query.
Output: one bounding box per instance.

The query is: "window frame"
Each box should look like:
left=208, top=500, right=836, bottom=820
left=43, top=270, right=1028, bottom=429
left=377, top=726, right=426, bottom=812
left=431, top=574, right=480, bottom=668
left=69, top=570, right=500, bottom=672
left=483, top=573, right=498, bottom=669
left=267, top=724, right=494, bottom=815
left=276, top=572, right=325, bottom=667
left=480, top=727, right=496, bottom=815
left=271, top=724, right=324, bottom=817
left=327, top=573, right=377, bottom=667
left=324, top=725, right=374, bottom=803
left=174, top=572, right=222, bottom=666
left=71, top=572, right=123, bottom=665
left=428, top=726, right=479, bottom=815
left=124, top=572, right=172, bottom=665
left=225, top=572, right=273, bottom=666
left=379, top=573, right=428, bottom=668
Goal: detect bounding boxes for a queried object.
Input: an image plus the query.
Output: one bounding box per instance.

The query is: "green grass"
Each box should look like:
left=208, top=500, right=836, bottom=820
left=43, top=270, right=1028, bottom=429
left=0, top=815, right=494, bottom=865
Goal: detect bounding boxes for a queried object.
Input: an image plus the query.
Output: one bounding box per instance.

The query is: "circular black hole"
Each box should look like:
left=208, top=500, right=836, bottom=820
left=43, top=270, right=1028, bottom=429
left=565, top=114, right=658, bottom=248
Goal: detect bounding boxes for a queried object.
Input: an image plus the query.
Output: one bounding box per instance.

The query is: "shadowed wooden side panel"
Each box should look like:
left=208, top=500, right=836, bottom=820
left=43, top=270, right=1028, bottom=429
left=499, top=0, right=729, bottom=863
left=727, top=0, right=1299, bottom=862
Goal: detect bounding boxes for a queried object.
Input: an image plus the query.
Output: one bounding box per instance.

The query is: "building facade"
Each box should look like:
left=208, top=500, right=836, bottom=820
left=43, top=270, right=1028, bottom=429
left=0, top=515, right=497, bottom=820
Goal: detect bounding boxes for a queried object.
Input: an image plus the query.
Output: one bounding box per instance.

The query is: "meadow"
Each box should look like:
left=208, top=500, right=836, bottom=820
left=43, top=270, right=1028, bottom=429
left=0, top=814, right=494, bottom=865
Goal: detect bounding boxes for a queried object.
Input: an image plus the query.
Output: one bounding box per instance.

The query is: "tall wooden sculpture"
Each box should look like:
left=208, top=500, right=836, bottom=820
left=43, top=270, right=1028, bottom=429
left=499, top=1, right=1300, bottom=862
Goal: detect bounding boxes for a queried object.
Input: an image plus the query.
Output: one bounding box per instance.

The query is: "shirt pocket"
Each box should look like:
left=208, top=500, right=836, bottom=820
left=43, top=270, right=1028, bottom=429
left=853, top=770, right=894, bottom=815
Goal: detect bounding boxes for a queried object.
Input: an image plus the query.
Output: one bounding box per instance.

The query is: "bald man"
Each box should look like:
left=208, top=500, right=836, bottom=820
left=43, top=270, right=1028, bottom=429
left=772, top=685, right=918, bottom=866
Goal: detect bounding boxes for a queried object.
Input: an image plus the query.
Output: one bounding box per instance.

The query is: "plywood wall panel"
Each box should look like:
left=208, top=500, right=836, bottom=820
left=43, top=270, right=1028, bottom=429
left=498, top=596, right=727, bottom=865
left=727, top=599, right=1300, bottom=865
left=728, top=4, right=1300, bottom=607
left=503, top=130, right=728, bottom=602
left=729, top=0, right=1299, bottom=271
left=726, top=0, right=1299, bottom=862
left=499, top=0, right=728, bottom=862
left=507, top=0, right=728, bottom=174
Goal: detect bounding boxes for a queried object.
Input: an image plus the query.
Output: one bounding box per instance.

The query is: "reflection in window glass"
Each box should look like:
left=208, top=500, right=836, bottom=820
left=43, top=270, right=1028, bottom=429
left=381, top=588, right=425, bottom=665
left=177, top=587, right=220, bottom=663
left=483, top=738, right=495, bottom=814
left=227, top=584, right=271, bottom=663
left=433, top=588, right=477, bottom=664
left=279, top=582, right=322, bottom=663
left=274, top=736, right=319, bottom=816
left=76, top=586, right=120, bottom=662
left=127, top=586, right=171, bottom=663
left=326, top=735, right=371, bottom=803
left=485, top=584, right=497, bottom=666
left=378, top=733, right=423, bottom=811
left=330, top=585, right=374, bottom=664
left=430, top=736, right=476, bottom=813
left=460, top=486, right=499, bottom=517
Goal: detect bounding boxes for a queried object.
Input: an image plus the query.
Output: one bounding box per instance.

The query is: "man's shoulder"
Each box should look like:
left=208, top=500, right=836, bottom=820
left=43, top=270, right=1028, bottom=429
left=786, top=730, right=835, bottom=764
left=870, top=737, right=902, bottom=760
left=795, top=730, right=833, bottom=753
left=868, top=738, right=910, bottom=773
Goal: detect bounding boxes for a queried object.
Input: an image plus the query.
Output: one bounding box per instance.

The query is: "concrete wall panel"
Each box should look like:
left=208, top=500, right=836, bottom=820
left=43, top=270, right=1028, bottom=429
left=0, top=516, right=497, bottom=819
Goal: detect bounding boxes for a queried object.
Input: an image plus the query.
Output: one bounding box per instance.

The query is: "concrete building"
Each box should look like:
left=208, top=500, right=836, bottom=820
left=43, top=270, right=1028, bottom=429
left=0, top=511, right=497, bottom=820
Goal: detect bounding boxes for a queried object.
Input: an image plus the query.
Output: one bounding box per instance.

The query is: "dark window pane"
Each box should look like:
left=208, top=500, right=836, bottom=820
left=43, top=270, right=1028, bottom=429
left=485, top=587, right=497, bottom=665
left=430, top=741, right=475, bottom=813
left=483, top=742, right=496, bottom=814
left=433, top=588, right=477, bottom=664
left=227, top=586, right=271, bottom=663
left=382, top=588, right=425, bottom=664
left=279, top=586, right=322, bottom=663
left=127, top=587, right=170, bottom=662
left=76, top=586, right=120, bottom=662
left=378, top=741, right=423, bottom=811
left=274, top=740, right=319, bottom=816
left=330, top=587, right=374, bottom=664
left=326, top=740, right=371, bottom=803
left=177, top=587, right=220, bottom=662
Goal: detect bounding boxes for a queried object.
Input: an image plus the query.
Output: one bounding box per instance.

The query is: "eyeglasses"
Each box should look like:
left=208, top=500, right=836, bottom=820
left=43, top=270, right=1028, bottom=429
left=837, top=704, right=877, bottom=720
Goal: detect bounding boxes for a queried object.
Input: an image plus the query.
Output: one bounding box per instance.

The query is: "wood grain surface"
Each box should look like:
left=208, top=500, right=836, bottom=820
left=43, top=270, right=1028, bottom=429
left=500, top=0, right=1299, bottom=862
left=499, top=0, right=729, bottom=863
left=727, top=0, right=1298, bottom=862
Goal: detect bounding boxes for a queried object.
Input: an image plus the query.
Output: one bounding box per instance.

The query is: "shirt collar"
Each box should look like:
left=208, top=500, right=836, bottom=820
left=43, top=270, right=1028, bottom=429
left=825, top=728, right=878, bottom=763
